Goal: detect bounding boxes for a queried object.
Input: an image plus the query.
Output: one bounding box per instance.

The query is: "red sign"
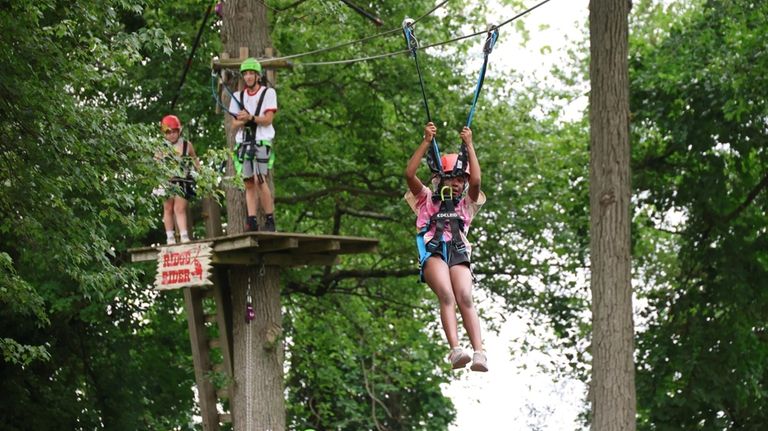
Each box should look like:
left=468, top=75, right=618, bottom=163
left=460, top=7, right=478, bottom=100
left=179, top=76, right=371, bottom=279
left=155, top=243, right=213, bottom=290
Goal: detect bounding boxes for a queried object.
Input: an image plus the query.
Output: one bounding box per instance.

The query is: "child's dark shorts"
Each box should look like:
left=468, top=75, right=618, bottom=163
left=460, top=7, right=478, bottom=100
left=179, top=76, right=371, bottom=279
left=419, top=241, right=471, bottom=283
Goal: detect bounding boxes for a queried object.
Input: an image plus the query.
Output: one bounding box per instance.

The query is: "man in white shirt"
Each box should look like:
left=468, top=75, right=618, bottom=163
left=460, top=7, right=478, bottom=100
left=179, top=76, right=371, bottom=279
left=229, top=57, right=278, bottom=231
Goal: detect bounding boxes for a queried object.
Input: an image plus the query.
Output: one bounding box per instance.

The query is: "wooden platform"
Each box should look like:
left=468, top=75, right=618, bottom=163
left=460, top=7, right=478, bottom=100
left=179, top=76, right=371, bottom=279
left=128, top=231, right=379, bottom=267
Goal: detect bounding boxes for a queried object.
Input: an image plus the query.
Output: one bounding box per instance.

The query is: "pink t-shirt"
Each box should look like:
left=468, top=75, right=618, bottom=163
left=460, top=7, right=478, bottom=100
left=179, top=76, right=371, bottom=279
left=404, top=185, right=486, bottom=255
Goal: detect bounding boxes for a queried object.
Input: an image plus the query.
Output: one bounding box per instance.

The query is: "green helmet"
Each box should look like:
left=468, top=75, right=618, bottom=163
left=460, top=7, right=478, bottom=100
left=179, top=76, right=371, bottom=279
left=240, top=57, right=262, bottom=74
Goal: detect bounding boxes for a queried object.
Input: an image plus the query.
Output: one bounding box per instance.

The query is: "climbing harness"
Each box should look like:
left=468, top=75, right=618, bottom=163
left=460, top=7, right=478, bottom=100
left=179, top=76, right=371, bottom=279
left=210, top=66, right=276, bottom=182
left=233, top=85, right=274, bottom=183
left=167, top=138, right=197, bottom=200
left=414, top=159, right=472, bottom=281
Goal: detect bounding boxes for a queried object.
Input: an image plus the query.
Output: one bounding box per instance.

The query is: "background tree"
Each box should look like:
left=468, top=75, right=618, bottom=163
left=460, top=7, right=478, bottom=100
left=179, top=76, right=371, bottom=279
left=0, top=0, right=608, bottom=429
left=629, top=0, right=768, bottom=428
left=588, top=0, right=636, bottom=429
left=0, top=0, right=199, bottom=429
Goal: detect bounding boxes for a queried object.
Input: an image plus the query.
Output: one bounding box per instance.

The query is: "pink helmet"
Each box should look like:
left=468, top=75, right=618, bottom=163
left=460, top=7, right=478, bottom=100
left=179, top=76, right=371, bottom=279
left=160, top=115, right=182, bottom=132
left=440, top=153, right=469, bottom=175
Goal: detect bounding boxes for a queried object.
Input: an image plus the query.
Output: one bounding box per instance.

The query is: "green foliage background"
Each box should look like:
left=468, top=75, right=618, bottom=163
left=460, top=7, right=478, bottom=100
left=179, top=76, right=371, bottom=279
left=2, top=0, right=765, bottom=429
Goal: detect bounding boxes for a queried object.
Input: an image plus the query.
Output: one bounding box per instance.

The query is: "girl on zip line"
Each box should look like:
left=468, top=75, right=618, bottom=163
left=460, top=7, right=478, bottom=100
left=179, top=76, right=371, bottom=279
left=404, top=122, right=488, bottom=372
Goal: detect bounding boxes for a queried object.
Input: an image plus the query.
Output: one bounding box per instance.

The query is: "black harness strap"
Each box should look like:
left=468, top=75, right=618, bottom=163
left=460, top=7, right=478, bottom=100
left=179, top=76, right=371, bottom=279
left=240, top=86, right=270, bottom=142
left=236, top=87, right=272, bottom=184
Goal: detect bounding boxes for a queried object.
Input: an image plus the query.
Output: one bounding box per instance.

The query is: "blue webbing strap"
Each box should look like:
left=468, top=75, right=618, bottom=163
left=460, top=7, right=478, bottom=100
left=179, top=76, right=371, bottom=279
left=403, top=18, right=443, bottom=174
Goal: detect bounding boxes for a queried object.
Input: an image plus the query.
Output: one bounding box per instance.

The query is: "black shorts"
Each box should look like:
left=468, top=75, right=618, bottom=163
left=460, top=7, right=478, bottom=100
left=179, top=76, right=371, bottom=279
left=424, top=244, right=470, bottom=269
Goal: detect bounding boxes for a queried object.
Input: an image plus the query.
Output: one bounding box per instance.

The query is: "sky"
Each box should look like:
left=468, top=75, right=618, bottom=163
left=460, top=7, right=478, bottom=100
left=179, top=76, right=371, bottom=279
left=441, top=1, right=590, bottom=429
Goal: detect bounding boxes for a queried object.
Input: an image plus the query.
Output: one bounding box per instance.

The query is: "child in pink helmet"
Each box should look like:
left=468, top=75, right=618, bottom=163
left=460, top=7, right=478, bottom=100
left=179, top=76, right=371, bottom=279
left=404, top=122, right=487, bottom=372
left=156, top=115, right=201, bottom=244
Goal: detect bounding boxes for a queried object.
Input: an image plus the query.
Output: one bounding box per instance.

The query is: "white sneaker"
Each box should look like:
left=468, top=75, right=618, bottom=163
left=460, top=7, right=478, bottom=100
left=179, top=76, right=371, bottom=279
left=470, top=351, right=488, bottom=372
left=448, top=347, right=471, bottom=369
left=180, top=235, right=190, bottom=243
left=166, top=237, right=177, bottom=245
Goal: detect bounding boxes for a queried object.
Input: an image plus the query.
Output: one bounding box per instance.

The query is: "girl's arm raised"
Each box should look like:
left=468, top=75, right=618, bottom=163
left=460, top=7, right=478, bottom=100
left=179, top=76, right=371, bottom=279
left=461, top=127, right=481, bottom=202
left=404, top=122, right=436, bottom=196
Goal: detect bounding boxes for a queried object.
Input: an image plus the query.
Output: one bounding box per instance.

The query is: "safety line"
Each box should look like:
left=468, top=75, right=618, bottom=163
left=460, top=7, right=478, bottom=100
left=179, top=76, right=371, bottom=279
left=297, top=0, right=552, bottom=67
left=261, top=0, right=449, bottom=63
left=170, top=0, right=216, bottom=110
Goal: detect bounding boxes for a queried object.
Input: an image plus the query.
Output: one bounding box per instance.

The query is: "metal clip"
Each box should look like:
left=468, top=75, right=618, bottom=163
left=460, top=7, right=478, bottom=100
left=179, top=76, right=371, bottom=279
left=484, top=25, right=499, bottom=54
left=440, top=185, right=454, bottom=202
left=245, top=275, right=255, bottom=323
left=402, top=17, right=419, bottom=56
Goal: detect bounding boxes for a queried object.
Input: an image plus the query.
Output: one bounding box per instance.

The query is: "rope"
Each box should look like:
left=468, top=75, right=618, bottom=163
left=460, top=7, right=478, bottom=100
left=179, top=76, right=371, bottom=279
left=245, top=274, right=254, bottom=431
left=209, top=72, right=239, bottom=118
left=170, top=0, right=216, bottom=110
left=465, top=27, right=498, bottom=128
left=297, top=0, right=553, bottom=67
left=261, top=0, right=448, bottom=63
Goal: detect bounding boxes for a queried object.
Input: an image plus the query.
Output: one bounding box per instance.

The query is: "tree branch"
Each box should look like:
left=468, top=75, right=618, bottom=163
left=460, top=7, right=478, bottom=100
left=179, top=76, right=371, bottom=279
left=722, top=171, right=768, bottom=224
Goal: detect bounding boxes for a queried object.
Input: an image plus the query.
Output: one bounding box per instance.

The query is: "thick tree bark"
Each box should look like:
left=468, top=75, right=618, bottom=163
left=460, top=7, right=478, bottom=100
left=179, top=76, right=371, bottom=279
left=588, top=1, right=636, bottom=430
left=221, top=2, right=285, bottom=430
left=230, top=266, right=284, bottom=431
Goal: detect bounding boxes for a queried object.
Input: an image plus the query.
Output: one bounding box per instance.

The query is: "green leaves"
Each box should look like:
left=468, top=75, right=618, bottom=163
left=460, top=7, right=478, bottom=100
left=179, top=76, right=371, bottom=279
left=630, top=0, right=768, bottom=428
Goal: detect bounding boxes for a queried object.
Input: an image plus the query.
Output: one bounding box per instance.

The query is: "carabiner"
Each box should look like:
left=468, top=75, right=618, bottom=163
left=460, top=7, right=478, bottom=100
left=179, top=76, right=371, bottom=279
left=484, top=25, right=499, bottom=55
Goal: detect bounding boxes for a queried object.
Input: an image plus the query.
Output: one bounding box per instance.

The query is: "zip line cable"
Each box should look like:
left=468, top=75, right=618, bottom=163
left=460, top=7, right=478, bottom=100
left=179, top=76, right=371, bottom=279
left=171, top=0, right=216, bottom=110
left=297, top=0, right=552, bottom=67
left=260, top=0, right=448, bottom=63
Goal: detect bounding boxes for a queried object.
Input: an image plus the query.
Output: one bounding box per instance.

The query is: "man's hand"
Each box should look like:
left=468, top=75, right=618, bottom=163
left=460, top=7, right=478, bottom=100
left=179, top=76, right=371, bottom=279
left=236, top=110, right=251, bottom=122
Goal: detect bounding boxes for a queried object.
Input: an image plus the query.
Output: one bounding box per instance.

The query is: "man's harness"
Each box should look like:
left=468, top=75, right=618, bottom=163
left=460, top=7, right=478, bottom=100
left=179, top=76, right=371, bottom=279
left=234, top=87, right=273, bottom=183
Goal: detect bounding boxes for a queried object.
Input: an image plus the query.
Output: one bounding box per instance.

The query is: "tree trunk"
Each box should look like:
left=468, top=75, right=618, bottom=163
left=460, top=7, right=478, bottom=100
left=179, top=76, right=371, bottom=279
left=231, top=265, right=284, bottom=431
left=588, top=1, right=636, bottom=430
left=221, top=2, right=285, bottom=430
